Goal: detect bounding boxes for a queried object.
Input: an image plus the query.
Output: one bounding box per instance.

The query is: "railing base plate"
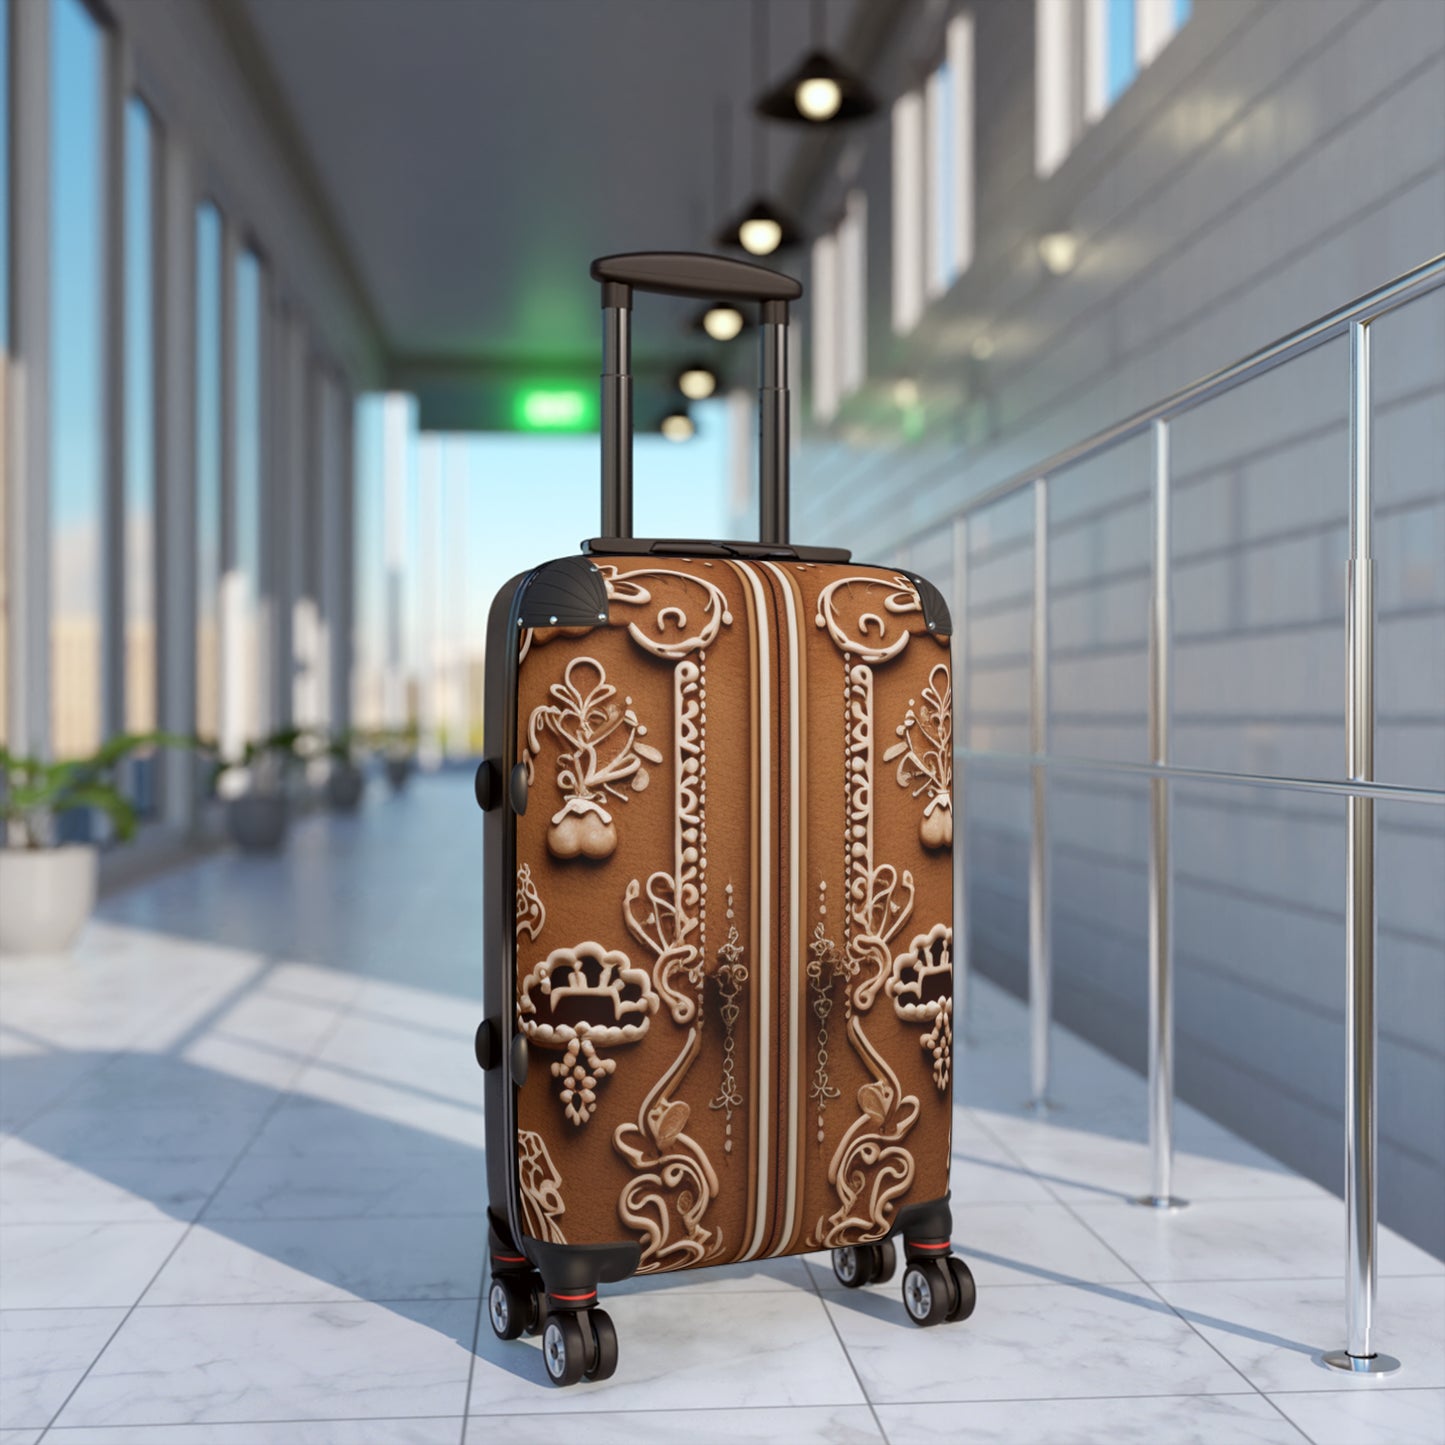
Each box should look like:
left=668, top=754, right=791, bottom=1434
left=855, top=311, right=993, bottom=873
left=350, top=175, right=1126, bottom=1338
left=1322, top=1349, right=1401, bottom=1376
left=1130, top=1194, right=1190, bottom=1211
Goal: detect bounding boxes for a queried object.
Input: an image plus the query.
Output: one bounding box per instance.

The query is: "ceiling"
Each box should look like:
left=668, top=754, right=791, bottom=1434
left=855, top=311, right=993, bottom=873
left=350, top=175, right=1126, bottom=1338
left=236, top=0, right=884, bottom=387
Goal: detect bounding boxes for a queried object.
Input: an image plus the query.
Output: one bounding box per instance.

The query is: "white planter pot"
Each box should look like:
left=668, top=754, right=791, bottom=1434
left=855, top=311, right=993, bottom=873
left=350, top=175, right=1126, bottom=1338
left=0, top=844, right=99, bottom=956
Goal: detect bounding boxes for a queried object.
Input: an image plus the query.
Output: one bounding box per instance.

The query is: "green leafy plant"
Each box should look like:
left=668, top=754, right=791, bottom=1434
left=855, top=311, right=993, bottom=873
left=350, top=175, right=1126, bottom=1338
left=213, top=726, right=314, bottom=794
left=0, top=732, right=191, bottom=850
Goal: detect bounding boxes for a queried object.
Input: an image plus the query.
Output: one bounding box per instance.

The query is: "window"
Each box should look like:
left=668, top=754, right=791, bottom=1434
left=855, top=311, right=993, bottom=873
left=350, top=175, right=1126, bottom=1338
left=49, top=0, right=106, bottom=760
left=893, top=12, right=975, bottom=334
left=812, top=190, right=868, bottom=423
left=233, top=246, right=263, bottom=743
left=1037, top=0, right=1193, bottom=176
left=123, top=98, right=157, bottom=739
left=195, top=202, right=222, bottom=745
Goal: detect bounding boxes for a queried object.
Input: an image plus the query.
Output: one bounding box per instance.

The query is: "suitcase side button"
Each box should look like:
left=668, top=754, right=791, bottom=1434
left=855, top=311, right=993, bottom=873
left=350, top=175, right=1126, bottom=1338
left=474, top=759, right=499, bottom=812
left=509, top=762, right=529, bottom=816
left=510, top=1032, right=530, bottom=1087
left=474, top=1018, right=498, bottom=1070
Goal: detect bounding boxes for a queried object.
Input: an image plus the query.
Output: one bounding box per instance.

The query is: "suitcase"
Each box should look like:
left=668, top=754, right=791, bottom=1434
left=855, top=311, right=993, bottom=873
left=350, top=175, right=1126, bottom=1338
left=474, top=252, right=975, bottom=1386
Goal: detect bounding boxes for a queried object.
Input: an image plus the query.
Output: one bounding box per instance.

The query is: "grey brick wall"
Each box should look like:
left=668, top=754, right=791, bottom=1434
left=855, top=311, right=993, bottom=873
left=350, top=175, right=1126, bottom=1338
left=794, top=0, right=1445, bottom=1254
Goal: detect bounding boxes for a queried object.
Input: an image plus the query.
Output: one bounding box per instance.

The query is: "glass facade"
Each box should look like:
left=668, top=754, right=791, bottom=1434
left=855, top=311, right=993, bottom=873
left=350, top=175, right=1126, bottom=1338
left=234, top=247, right=263, bottom=742
left=194, top=202, right=222, bottom=745
left=124, top=97, right=156, bottom=738
left=49, top=0, right=106, bottom=761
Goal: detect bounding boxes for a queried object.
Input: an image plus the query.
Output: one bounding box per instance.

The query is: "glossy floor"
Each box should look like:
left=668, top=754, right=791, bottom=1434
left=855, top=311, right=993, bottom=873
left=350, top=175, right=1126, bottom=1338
left=1, top=775, right=1441, bottom=1444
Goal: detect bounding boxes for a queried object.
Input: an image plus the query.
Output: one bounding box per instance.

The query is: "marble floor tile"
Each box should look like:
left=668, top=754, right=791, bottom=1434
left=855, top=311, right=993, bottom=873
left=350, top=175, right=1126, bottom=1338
left=144, top=1214, right=485, bottom=1305
left=1268, top=1386, right=1445, bottom=1444
left=825, top=1280, right=1244, bottom=1404
left=16, top=1101, right=270, bottom=1162
left=1154, top=1276, right=1445, bottom=1393
left=42, top=1418, right=466, bottom=1444
left=468, top=1289, right=865, bottom=1414
left=52, top=1300, right=478, bottom=1427
left=202, top=1144, right=485, bottom=1221
left=464, top=1405, right=885, bottom=1443
left=1071, top=1197, right=1445, bottom=1283
left=0, top=1308, right=125, bottom=1429
left=0, top=1043, right=111, bottom=1132
left=309, top=1014, right=481, bottom=1107
left=0, top=1139, right=231, bottom=1225
left=0, top=1430, right=43, bottom=1444
left=805, top=1202, right=1138, bottom=1293
left=0, top=1221, right=186, bottom=1309
left=275, top=1061, right=485, bottom=1154
left=875, top=1394, right=1312, bottom=1444
left=984, top=1124, right=1329, bottom=1206
left=949, top=1133, right=1059, bottom=1206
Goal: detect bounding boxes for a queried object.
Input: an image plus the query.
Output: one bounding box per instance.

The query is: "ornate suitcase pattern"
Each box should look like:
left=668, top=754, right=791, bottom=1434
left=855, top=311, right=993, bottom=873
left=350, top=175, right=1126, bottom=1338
left=477, top=253, right=975, bottom=1388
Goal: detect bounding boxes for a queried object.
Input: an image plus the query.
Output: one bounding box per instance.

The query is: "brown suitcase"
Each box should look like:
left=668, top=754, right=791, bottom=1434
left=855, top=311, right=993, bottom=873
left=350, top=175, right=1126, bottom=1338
left=475, top=253, right=975, bottom=1387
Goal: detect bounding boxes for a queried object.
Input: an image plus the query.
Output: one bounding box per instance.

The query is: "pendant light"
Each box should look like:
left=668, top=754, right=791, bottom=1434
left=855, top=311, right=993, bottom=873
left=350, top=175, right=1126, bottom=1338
left=716, top=1, right=801, bottom=257
left=755, top=0, right=877, bottom=124
left=676, top=362, right=719, bottom=401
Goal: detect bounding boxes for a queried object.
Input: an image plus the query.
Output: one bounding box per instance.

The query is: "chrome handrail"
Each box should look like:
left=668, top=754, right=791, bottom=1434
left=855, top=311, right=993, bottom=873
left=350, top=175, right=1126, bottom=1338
left=939, top=251, right=1445, bottom=1374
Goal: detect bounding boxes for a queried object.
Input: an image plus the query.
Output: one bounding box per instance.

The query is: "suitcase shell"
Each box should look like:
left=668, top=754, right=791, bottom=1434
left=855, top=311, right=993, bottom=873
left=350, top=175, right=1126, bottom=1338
left=476, top=255, right=967, bottom=1371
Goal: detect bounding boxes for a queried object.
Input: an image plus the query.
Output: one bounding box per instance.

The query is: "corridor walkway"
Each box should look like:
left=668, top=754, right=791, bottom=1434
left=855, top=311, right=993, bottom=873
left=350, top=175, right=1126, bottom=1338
left=1, top=774, right=1441, bottom=1443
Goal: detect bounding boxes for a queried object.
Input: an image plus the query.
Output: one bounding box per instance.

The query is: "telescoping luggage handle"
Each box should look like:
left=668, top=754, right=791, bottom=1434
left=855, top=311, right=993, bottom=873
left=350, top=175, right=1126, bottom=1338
left=590, top=251, right=801, bottom=551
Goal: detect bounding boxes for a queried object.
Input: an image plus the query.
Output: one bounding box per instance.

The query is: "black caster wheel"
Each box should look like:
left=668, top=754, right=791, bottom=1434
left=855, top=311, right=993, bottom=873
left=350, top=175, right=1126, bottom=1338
left=832, top=1240, right=896, bottom=1288
left=542, top=1312, right=587, bottom=1387
left=583, top=1306, right=619, bottom=1381
left=832, top=1245, right=869, bottom=1288
left=871, top=1239, right=897, bottom=1283
left=945, top=1256, right=977, bottom=1322
left=523, top=1275, right=548, bottom=1337
left=487, top=1274, right=530, bottom=1341
left=902, top=1259, right=953, bottom=1327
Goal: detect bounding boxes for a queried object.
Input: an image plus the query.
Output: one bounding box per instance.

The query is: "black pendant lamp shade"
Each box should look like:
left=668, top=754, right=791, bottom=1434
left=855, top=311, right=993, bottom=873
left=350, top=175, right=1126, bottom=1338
left=756, top=48, right=877, bottom=124
left=714, top=195, right=801, bottom=258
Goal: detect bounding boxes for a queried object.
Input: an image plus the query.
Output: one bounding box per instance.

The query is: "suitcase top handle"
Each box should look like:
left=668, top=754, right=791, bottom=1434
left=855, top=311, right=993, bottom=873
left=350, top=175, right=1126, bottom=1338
left=590, top=251, right=801, bottom=547
left=590, top=251, right=803, bottom=309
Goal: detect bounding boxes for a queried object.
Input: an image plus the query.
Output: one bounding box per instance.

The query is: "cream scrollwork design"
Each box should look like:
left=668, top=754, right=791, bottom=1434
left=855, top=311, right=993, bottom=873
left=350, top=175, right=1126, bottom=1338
left=614, top=1028, right=722, bottom=1272
left=818, top=1018, right=920, bottom=1247
left=888, top=923, right=954, bottom=1092
left=599, top=564, right=733, bottom=659
left=515, top=863, right=546, bottom=942
left=517, top=1130, right=567, bottom=1244
left=525, top=656, right=663, bottom=861
left=883, top=663, right=954, bottom=850
left=517, top=942, right=658, bottom=1126
left=815, top=574, right=922, bottom=664
left=708, top=885, right=748, bottom=1155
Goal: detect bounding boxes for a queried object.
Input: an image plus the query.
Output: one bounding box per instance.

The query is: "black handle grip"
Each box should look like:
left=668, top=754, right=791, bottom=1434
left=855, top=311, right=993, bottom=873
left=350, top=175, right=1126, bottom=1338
left=594, top=251, right=799, bottom=547
left=591, top=251, right=803, bottom=305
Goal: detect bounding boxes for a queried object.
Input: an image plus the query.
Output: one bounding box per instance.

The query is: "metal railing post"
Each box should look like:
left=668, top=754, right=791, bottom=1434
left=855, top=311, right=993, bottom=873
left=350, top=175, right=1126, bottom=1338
left=1028, top=477, right=1056, bottom=1110
left=1325, top=321, right=1399, bottom=1374
left=1136, top=418, right=1187, bottom=1209
left=952, top=514, right=970, bottom=1039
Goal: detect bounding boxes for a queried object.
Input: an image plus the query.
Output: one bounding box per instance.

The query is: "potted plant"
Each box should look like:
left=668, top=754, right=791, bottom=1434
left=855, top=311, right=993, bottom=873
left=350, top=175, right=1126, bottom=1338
left=325, top=729, right=366, bottom=812
left=220, top=727, right=309, bottom=853
left=0, top=732, right=186, bottom=955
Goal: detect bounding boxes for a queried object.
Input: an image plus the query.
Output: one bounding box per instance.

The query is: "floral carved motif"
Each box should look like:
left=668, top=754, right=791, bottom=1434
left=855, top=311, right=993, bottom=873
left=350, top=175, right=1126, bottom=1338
left=524, top=657, right=662, bottom=861
left=515, top=864, right=545, bottom=942
left=883, top=664, right=953, bottom=850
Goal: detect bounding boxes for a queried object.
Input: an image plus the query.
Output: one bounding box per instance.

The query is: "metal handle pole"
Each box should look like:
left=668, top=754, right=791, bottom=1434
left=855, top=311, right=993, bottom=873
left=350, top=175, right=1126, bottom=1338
left=1028, top=477, right=1054, bottom=1111
left=1137, top=418, right=1187, bottom=1209
left=758, top=302, right=789, bottom=545
left=600, top=301, right=633, bottom=538
left=952, top=514, right=970, bottom=1039
left=1325, top=320, right=1398, bottom=1374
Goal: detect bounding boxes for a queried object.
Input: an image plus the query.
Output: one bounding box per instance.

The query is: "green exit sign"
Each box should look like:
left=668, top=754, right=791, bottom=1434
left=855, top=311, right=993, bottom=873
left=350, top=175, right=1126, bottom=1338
left=514, top=387, right=594, bottom=432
